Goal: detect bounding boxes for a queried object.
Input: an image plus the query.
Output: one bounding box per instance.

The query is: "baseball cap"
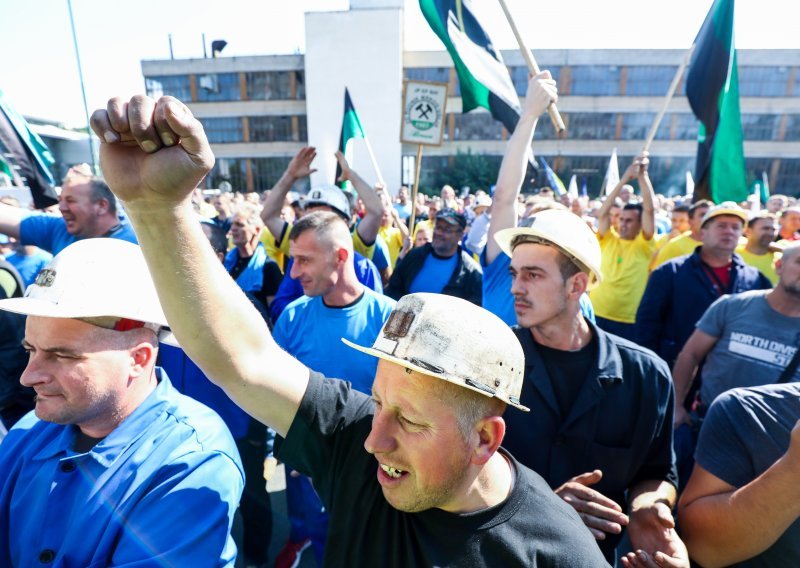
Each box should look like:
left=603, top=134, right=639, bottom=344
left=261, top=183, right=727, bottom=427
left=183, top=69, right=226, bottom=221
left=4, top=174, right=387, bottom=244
left=435, top=208, right=467, bottom=228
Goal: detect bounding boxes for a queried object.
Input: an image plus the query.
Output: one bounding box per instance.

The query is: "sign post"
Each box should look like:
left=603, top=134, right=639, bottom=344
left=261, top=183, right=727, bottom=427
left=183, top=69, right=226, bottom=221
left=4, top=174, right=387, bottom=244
left=401, top=80, right=448, bottom=234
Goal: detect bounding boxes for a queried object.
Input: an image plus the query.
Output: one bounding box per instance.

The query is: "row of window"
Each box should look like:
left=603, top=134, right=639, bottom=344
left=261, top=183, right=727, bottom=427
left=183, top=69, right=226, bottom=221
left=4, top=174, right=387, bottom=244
left=205, top=157, right=311, bottom=193
left=414, top=154, right=800, bottom=197
left=145, top=71, right=306, bottom=103
left=198, top=116, right=308, bottom=144
left=407, top=65, right=799, bottom=98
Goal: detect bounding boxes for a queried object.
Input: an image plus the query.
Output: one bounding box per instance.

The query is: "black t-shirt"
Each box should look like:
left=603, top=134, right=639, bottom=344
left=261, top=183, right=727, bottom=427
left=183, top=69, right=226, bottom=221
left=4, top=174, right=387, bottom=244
left=278, top=373, right=609, bottom=567
left=537, top=336, right=599, bottom=417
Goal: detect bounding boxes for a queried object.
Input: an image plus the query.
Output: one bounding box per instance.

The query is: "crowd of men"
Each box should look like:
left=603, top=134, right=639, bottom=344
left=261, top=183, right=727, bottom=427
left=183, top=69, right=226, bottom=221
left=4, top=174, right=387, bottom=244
left=0, top=72, right=798, bottom=568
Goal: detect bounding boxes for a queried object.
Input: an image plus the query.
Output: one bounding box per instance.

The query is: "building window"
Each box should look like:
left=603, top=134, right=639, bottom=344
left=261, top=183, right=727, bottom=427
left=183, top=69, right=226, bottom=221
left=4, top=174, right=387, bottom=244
left=452, top=111, right=503, bottom=141
left=669, top=113, right=700, bottom=141
left=246, top=71, right=295, bottom=100
left=624, top=66, right=678, bottom=96
left=510, top=66, right=560, bottom=96
left=620, top=113, right=656, bottom=139
left=405, top=67, right=450, bottom=84
left=784, top=115, right=800, bottom=141
left=144, top=75, right=191, bottom=101
left=570, top=66, right=621, bottom=96
left=777, top=159, right=800, bottom=195
left=251, top=157, right=291, bottom=191
left=741, top=113, right=780, bottom=140
left=565, top=112, right=617, bottom=139
left=739, top=66, right=789, bottom=97
left=249, top=115, right=305, bottom=142
left=208, top=158, right=247, bottom=191
left=196, top=73, right=241, bottom=102
left=199, top=117, right=243, bottom=143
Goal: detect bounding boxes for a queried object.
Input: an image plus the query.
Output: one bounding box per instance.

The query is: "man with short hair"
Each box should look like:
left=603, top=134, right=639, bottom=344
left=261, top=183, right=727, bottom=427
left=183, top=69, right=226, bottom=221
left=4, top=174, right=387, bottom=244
left=224, top=202, right=283, bottom=314
left=485, top=74, right=685, bottom=567
left=736, top=212, right=780, bottom=284
left=0, top=169, right=137, bottom=255
left=637, top=203, right=773, bottom=368
left=0, top=239, right=243, bottom=566
left=651, top=200, right=712, bottom=269
left=386, top=208, right=482, bottom=305
left=589, top=155, right=657, bottom=342
left=89, top=93, right=609, bottom=567
left=271, top=210, right=396, bottom=565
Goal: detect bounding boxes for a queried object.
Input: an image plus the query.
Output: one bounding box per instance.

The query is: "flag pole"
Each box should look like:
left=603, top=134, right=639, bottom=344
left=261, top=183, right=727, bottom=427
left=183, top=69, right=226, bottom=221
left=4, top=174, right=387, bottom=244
left=642, top=45, right=696, bottom=153
left=409, top=144, right=423, bottom=234
left=496, top=0, right=565, bottom=133
left=362, top=135, right=385, bottom=186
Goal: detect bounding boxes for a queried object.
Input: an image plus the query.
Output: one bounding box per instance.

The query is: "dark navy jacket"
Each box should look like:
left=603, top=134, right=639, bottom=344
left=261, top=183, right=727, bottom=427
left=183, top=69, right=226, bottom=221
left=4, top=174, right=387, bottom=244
left=504, top=323, right=677, bottom=561
left=635, top=248, right=772, bottom=367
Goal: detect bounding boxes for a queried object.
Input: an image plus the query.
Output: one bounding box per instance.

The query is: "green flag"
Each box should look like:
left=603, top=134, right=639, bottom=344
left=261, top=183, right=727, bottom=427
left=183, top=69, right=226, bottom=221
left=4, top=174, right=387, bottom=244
left=0, top=155, right=12, bottom=180
left=335, top=88, right=366, bottom=193
left=685, top=0, right=747, bottom=203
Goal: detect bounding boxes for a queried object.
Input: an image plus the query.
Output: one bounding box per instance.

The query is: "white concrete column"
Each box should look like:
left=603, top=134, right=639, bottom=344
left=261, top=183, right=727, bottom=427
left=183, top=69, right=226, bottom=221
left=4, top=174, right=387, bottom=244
left=304, top=2, right=404, bottom=194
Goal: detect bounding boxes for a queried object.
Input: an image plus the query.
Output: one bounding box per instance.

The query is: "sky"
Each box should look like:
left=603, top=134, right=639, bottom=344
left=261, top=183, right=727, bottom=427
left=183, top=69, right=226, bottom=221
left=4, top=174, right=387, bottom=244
left=1, top=0, right=795, bottom=127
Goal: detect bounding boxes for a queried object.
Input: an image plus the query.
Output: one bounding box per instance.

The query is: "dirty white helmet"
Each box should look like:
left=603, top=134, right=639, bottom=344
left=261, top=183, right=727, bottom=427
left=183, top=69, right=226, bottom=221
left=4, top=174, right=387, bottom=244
left=494, top=209, right=603, bottom=288
left=343, top=293, right=528, bottom=411
left=0, top=239, right=177, bottom=345
left=303, top=184, right=352, bottom=220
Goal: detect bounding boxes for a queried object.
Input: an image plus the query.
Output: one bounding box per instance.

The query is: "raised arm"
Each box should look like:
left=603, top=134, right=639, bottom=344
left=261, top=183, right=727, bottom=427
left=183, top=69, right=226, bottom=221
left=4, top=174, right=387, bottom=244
left=485, top=71, right=557, bottom=264
left=260, top=146, right=318, bottom=239
left=0, top=202, right=25, bottom=240
left=637, top=152, right=656, bottom=240
left=90, top=95, right=308, bottom=437
left=597, top=160, right=638, bottom=238
left=337, top=151, right=386, bottom=245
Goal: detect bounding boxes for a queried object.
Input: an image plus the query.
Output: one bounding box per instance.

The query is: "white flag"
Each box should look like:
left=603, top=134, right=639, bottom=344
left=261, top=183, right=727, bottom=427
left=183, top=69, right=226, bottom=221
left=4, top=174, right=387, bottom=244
left=568, top=175, right=578, bottom=198
left=603, top=148, right=619, bottom=196
left=685, top=171, right=695, bottom=197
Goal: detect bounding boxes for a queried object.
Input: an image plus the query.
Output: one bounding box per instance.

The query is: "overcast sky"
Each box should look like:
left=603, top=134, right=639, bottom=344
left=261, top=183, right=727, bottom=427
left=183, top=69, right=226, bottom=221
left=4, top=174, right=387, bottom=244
left=2, top=0, right=793, bottom=126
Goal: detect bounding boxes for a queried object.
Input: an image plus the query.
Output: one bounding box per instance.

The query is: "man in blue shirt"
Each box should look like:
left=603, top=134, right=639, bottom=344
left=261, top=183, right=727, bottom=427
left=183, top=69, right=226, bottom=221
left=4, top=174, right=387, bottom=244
left=0, top=238, right=243, bottom=567
left=272, top=210, right=395, bottom=565
left=0, top=168, right=137, bottom=255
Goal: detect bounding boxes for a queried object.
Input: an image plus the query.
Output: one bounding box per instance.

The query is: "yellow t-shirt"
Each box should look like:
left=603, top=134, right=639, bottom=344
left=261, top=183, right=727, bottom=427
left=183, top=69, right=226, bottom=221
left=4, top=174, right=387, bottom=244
left=590, top=230, right=656, bottom=324
left=379, top=225, right=404, bottom=269
left=736, top=245, right=779, bottom=285
left=652, top=232, right=702, bottom=269
left=259, top=229, right=286, bottom=272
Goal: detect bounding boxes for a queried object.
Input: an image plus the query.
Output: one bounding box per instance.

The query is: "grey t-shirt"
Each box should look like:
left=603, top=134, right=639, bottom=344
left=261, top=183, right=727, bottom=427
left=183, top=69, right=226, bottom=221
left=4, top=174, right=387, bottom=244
left=697, top=290, right=800, bottom=405
left=695, top=383, right=800, bottom=567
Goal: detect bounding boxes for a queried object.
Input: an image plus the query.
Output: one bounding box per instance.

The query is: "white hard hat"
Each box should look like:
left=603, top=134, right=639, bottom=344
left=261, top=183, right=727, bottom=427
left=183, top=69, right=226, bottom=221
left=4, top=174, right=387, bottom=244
left=343, top=293, right=528, bottom=411
left=0, top=239, right=177, bottom=345
left=303, top=184, right=352, bottom=220
left=494, top=209, right=603, bottom=288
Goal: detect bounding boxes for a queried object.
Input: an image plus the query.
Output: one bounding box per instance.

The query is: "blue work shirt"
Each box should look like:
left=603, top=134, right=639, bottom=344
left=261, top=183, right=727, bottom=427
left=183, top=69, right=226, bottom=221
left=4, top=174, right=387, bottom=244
left=19, top=213, right=138, bottom=255
left=0, top=369, right=244, bottom=567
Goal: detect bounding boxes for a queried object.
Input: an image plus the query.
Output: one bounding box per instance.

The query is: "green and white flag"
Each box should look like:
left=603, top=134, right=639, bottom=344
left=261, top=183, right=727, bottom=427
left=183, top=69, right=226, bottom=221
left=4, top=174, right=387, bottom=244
left=335, top=88, right=366, bottom=193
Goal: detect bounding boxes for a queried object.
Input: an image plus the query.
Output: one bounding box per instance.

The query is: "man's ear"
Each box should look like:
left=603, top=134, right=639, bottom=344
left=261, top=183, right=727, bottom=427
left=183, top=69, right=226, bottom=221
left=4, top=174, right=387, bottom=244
left=336, top=247, right=349, bottom=264
left=567, top=271, right=589, bottom=299
left=129, top=340, right=156, bottom=379
left=471, top=416, right=505, bottom=466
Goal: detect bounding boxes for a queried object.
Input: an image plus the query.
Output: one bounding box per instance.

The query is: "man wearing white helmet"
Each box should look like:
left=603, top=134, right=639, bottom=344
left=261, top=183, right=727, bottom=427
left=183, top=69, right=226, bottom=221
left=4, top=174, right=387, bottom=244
left=89, top=93, right=609, bottom=567
left=486, top=72, right=685, bottom=568
left=0, top=239, right=244, bottom=567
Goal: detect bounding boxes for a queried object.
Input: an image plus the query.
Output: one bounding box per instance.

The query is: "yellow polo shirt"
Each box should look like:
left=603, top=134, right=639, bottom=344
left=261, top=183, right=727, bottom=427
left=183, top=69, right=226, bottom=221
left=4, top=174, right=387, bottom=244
left=736, top=245, right=779, bottom=285
left=652, top=232, right=702, bottom=269
left=590, top=229, right=656, bottom=324
left=379, top=225, right=404, bottom=269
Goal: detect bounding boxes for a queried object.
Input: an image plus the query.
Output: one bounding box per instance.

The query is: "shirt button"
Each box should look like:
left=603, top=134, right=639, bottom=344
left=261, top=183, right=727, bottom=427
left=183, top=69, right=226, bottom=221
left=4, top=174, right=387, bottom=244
left=39, top=549, right=56, bottom=563
left=60, top=461, right=77, bottom=473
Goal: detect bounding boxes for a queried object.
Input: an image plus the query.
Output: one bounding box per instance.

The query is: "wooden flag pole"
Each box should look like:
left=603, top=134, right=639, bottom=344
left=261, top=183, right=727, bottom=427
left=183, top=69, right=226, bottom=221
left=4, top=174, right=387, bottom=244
left=408, top=144, right=424, bottom=235
left=642, top=45, right=696, bottom=153
left=496, top=0, right=565, bottom=133
left=362, top=135, right=385, bottom=187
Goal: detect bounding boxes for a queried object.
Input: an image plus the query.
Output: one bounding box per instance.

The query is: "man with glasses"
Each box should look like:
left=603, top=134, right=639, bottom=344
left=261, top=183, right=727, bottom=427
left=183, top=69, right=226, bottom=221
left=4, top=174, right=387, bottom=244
left=386, top=208, right=482, bottom=305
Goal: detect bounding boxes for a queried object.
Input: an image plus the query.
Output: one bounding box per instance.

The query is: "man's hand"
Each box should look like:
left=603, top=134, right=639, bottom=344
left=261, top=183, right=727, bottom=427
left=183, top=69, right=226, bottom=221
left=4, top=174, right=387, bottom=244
left=620, top=546, right=689, bottom=568
left=673, top=406, right=691, bottom=429
left=636, top=151, right=651, bottom=181
left=626, top=501, right=687, bottom=567
left=286, top=146, right=318, bottom=180
left=90, top=96, right=214, bottom=208
left=335, top=150, right=353, bottom=183
left=522, top=71, right=558, bottom=119
left=554, top=470, right=629, bottom=539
